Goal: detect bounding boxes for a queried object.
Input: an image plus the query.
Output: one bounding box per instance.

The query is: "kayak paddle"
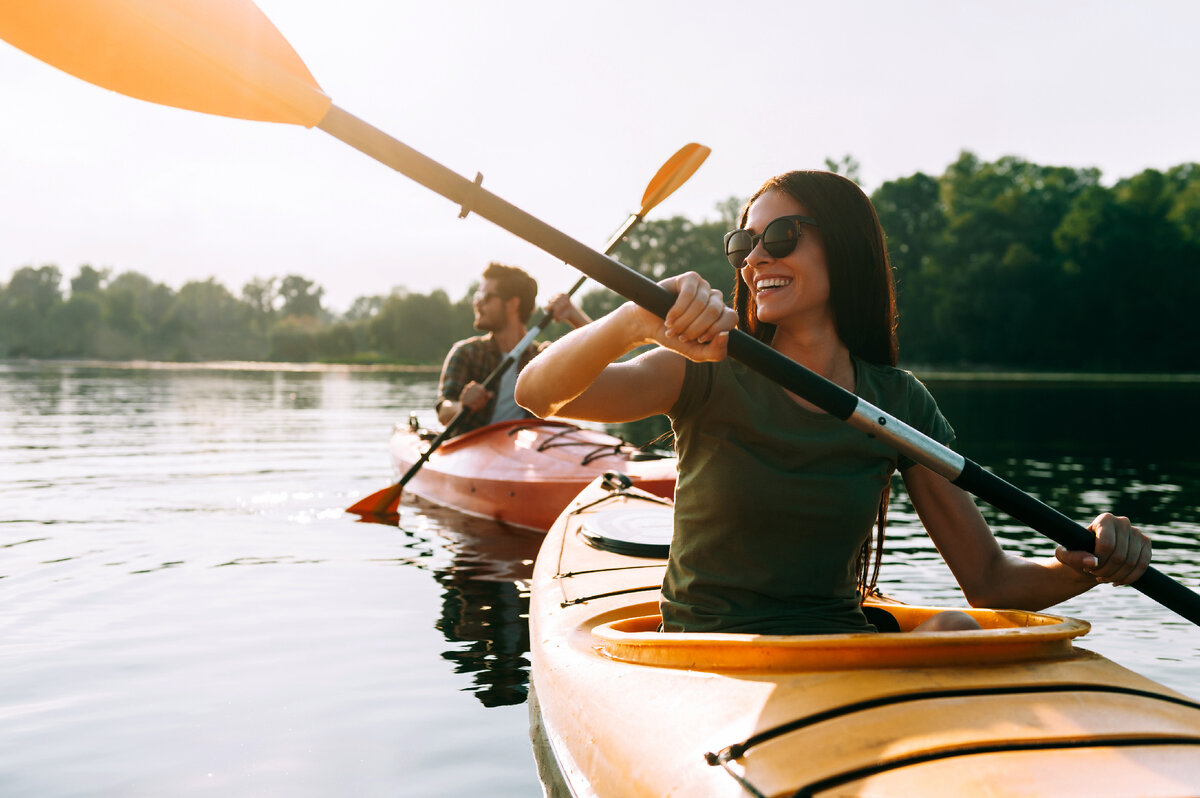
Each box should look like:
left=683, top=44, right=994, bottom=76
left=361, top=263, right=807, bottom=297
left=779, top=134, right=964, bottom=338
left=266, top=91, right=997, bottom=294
left=3, top=0, right=1197, bottom=626
left=345, top=142, right=711, bottom=517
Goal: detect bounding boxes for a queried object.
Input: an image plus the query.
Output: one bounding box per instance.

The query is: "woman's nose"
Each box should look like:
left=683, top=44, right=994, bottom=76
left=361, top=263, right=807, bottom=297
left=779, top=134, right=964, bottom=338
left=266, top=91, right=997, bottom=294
left=744, top=240, right=771, bottom=271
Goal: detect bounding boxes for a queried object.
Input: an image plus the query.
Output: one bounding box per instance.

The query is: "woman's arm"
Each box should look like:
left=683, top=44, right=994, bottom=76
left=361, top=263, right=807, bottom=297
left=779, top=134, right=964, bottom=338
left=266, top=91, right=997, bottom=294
left=902, top=464, right=1151, bottom=611
left=516, top=272, right=735, bottom=422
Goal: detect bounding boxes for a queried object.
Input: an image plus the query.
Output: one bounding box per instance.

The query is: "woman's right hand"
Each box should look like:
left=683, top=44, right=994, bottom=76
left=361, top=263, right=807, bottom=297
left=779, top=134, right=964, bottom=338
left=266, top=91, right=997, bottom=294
left=624, top=272, right=736, bottom=362
left=516, top=272, right=734, bottom=422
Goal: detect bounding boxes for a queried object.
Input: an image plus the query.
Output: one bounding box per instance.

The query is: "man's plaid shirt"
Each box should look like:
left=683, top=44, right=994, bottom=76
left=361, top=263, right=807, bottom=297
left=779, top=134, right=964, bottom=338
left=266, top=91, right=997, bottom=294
left=437, top=334, right=547, bottom=434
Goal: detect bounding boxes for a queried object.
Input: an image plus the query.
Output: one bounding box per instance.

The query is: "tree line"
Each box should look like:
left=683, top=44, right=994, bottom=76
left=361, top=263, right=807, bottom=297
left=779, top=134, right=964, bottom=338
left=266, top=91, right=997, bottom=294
left=0, top=267, right=479, bottom=364
left=596, top=152, right=1200, bottom=372
left=3, top=151, right=1197, bottom=371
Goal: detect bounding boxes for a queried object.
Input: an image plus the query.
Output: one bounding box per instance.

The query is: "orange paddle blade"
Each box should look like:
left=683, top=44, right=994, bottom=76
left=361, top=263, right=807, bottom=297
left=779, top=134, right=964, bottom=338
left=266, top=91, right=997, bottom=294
left=639, top=143, right=711, bottom=215
left=0, top=0, right=331, bottom=126
left=346, top=484, right=402, bottom=517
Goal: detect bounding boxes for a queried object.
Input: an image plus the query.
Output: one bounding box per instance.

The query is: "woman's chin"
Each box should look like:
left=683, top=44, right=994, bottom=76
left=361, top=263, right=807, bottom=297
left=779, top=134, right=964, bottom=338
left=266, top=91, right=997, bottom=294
left=754, top=301, right=786, bottom=325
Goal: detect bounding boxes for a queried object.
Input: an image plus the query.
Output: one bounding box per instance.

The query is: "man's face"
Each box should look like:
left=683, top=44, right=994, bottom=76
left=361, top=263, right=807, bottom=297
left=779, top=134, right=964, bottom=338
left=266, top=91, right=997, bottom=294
left=472, top=278, right=507, bottom=332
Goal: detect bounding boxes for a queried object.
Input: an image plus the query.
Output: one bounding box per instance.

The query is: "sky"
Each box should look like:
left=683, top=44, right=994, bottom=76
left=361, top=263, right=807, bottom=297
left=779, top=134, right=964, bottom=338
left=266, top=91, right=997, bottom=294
left=1, top=0, right=1198, bottom=314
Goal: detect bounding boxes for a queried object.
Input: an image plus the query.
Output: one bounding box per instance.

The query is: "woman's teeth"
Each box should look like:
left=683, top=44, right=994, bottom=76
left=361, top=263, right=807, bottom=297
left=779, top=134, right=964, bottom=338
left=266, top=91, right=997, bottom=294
left=756, top=277, right=790, bottom=292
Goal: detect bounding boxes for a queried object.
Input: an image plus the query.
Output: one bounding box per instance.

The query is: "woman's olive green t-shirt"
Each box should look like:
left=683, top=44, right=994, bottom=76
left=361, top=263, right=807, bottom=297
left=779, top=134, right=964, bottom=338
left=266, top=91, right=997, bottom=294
left=662, top=356, right=955, bottom=635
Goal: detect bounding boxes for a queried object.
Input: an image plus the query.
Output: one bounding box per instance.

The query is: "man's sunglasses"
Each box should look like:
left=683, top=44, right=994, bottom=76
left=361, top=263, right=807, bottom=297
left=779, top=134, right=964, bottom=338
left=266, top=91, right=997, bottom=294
left=723, top=215, right=819, bottom=269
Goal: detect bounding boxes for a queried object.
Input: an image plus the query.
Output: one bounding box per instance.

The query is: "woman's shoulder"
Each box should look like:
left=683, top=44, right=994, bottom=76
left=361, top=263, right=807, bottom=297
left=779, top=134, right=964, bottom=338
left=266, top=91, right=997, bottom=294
left=854, top=358, right=942, bottom=410
left=855, top=358, right=924, bottom=391
left=855, top=357, right=954, bottom=447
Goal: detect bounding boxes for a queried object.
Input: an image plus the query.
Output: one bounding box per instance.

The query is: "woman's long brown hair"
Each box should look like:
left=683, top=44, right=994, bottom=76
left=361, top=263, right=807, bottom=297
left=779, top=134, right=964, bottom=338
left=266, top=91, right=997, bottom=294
left=731, top=171, right=899, bottom=600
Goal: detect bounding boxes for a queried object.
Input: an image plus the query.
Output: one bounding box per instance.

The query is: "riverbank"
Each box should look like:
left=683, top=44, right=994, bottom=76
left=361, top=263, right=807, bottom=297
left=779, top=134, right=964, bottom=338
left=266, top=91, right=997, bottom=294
left=0, top=358, right=441, bottom=373
left=7, top=358, right=1200, bottom=382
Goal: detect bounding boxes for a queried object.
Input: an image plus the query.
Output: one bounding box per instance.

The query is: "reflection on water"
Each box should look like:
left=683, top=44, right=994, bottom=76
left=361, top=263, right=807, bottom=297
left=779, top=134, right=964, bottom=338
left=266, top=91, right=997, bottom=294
left=2, top=361, right=1198, bottom=797
left=0, top=361, right=549, bottom=797
left=929, top=378, right=1200, bottom=526
left=436, top=568, right=531, bottom=707
left=382, top=501, right=542, bottom=708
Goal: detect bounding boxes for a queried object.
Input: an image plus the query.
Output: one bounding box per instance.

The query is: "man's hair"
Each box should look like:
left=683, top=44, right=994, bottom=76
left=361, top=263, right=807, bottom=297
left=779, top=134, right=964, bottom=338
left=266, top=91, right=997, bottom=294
left=482, top=262, right=538, bottom=323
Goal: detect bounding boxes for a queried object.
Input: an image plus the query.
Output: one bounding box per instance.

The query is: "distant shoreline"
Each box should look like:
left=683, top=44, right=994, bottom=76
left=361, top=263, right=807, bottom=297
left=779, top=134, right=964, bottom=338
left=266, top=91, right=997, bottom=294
left=912, top=368, right=1200, bottom=384
left=0, top=358, right=441, bottom=374
left=3, top=358, right=1197, bottom=383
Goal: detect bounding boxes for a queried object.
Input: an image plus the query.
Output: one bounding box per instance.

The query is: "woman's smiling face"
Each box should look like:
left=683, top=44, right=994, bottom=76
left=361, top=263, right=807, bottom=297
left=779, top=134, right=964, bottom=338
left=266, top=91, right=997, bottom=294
left=740, top=190, right=831, bottom=328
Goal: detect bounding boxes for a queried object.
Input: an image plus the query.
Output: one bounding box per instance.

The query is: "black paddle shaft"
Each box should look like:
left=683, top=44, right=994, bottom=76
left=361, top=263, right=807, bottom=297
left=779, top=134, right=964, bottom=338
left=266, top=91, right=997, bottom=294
left=954, top=462, right=1200, bottom=624
left=318, top=105, right=1200, bottom=627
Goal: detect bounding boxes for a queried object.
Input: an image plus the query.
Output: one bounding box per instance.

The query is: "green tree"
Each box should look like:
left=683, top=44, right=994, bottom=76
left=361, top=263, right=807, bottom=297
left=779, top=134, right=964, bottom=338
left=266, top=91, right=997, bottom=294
left=345, top=294, right=386, bottom=321
left=871, top=172, right=947, bottom=362
left=278, top=274, right=323, bottom=319
left=70, top=264, right=108, bottom=296
left=367, top=288, right=471, bottom=364
left=101, top=271, right=177, bottom=358
left=314, top=321, right=358, bottom=361
left=50, top=265, right=110, bottom=357
left=55, top=291, right=105, bottom=357
left=587, top=213, right=731, bottom=320
left=0, top=265, right=64, bottom=356
left=241, top=276, right=278, bottom=336
left=715, top=196, right=747, bottom=227
left=824, top=154, right=862, bottom=183
left=165, top=278, right=260, bottom=360
left=1054, top=166, right=1200, bottom=370
left=269, top=315, right=318, bottom=361
left=1165, top=163, right=1200, bottom=245
left=923, top=153, right=1099, bottom=366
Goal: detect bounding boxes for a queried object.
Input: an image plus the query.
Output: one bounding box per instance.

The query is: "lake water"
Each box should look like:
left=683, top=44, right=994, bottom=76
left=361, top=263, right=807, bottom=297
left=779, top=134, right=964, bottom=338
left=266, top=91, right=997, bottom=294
left=2, top=361, right=1198, bottom=797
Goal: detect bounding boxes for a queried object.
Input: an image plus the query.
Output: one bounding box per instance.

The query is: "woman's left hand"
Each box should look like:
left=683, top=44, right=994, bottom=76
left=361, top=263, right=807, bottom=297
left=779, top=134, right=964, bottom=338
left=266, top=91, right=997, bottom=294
left=1054, top=513, right=1151, bottom=586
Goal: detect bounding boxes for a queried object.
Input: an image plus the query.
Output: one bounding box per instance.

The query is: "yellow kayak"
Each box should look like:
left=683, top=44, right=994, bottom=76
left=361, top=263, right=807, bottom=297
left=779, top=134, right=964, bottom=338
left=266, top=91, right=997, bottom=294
left=528, top=476, right=1200, bottom=797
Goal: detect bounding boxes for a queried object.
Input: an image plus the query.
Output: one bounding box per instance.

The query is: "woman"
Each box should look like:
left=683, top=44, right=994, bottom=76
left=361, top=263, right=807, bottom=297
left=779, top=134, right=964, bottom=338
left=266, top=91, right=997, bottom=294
left=515, top=170, right=1150, bottom=635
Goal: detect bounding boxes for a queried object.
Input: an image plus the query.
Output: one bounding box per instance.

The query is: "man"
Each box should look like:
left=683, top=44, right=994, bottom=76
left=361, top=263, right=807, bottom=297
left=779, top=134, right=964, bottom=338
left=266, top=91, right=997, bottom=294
left=436, top=262, right=589, bottom=433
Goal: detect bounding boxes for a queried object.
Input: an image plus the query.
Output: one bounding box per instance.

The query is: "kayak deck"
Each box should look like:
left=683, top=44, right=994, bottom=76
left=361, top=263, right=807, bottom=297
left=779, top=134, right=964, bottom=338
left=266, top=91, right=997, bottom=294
left=529, top=478, right=1200, bottom=797
left=389, top=418, right=676, bottom=532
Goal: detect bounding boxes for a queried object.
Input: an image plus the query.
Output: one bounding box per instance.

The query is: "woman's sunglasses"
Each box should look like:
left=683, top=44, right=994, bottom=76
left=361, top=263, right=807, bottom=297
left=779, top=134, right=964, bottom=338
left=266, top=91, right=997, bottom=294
left=723, top=215, right=819, bottom=269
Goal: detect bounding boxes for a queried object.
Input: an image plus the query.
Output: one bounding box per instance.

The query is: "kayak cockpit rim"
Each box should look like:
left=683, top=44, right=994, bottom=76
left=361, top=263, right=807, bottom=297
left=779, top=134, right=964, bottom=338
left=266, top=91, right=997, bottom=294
left=585, top=600, right=1091, bottom=671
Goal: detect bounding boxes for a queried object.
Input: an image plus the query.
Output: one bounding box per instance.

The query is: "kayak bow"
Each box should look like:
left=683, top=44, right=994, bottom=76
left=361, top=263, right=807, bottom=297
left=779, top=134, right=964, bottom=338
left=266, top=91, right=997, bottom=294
left=390, top=419, right=676, bottom=532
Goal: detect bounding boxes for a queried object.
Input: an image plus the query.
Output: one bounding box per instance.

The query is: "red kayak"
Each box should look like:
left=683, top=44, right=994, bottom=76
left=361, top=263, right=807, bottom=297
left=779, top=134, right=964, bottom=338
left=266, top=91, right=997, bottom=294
left=389, top=418, right=677, bottom=532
